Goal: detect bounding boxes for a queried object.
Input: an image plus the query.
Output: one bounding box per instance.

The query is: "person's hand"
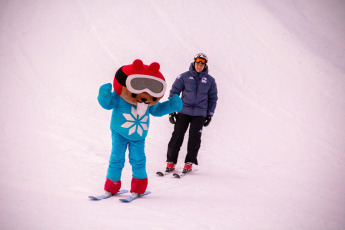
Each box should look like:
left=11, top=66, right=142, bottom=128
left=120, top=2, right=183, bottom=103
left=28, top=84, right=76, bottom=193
left=169, top=112, right=177, bottom=124
left=204, top=116, right=212, bottom=127
left=99, top=83, right=112, bottom=98
left=168, top=94, right=183, bottom=112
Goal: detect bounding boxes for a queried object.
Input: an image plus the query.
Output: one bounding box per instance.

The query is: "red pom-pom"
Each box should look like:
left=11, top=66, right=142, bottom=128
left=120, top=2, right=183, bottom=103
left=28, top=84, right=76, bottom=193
left=132, top=59, right=144, bottom=70
left=148, top=62, right=160, bottom=73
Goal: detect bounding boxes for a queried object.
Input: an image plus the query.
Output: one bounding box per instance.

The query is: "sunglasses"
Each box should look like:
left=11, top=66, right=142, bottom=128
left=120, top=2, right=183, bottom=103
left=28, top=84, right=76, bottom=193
left=195, top=58, right=206, bottom=64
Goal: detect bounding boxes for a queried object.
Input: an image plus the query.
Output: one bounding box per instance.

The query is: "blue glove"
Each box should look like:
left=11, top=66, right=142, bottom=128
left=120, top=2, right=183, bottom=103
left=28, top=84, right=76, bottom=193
left=99, top=83, right=112, bottom=98
left=168, top=94, right=183, bottom=112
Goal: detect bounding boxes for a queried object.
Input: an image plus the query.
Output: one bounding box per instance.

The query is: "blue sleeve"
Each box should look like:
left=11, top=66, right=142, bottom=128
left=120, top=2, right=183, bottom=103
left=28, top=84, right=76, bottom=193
left=169, top=75, right=185, bottom=97
left=149, top=95, right=183, bottom=117
left=97, top=83, right=118, bottom=110
left=207, top=80, right=218, bottom=116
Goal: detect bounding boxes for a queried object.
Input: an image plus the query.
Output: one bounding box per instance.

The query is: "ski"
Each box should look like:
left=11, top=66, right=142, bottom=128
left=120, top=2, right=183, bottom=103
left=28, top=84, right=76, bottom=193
left=173, top=169, right=197, bottom=178
left=173, top=172, right=189, bottom=178
left=156, top=170, right=174, bottom=176
left=89, top=189, right=129, bottom=200
left=119, top=191, right=151, bottom=203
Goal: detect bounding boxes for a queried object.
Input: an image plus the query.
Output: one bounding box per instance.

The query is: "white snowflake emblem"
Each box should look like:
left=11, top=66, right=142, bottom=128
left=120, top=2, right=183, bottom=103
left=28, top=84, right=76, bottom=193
left=121, top=106, right=148, bottom=136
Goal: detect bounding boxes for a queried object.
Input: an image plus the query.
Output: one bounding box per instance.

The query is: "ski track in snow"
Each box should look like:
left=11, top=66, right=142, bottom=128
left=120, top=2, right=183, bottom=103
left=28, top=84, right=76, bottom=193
left=1, top=0, right=345, bottom=230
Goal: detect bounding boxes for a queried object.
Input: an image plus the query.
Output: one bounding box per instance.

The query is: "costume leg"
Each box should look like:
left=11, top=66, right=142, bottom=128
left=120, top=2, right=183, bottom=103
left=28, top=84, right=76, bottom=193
left=104, top=131, right=128, bottom=194
left=128, top=138, right=147, bottom=194
left=185, top=116, right=206, bottom=165
left=167, top=113, right=191, bottom=164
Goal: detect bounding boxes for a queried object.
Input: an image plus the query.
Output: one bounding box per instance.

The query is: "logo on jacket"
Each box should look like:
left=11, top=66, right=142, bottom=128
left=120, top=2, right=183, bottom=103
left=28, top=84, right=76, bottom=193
left=202, top=77, right=207, bottom=83
left=121, top=106, right=148, bottom=136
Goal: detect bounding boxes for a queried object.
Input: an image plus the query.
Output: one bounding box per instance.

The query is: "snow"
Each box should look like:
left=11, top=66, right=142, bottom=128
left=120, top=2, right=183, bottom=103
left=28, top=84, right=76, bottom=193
left=1, top=0, right=345, bottom=229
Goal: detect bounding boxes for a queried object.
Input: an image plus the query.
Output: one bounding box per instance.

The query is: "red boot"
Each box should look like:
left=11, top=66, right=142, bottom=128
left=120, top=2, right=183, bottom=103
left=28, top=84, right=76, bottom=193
left=130, top=178, right=148, bottom=195
left=104, top=179, right=121, bottom=194
left=182, top=162, right=193, bottom=173
left=166, top=162, right=175, bottom=172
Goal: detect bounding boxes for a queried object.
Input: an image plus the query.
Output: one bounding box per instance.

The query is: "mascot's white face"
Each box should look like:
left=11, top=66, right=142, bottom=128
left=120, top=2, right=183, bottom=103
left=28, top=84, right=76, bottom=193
left=113, top=59, right=167, bottom=116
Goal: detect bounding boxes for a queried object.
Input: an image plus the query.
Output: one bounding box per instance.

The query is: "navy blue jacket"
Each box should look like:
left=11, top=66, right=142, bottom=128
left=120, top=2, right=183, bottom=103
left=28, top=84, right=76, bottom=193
left=169, top=63, right=218, bottom=117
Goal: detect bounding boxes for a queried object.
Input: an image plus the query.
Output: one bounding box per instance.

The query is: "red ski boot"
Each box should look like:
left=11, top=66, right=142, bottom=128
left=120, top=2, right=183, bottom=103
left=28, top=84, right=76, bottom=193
left=182, top=162, right=193, bottom=173
left=165, top=162, right=175, bottom=172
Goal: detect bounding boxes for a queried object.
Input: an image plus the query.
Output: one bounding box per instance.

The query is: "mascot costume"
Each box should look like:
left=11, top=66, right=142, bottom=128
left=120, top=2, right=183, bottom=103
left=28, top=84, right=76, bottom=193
left=98, top=59, right=183, bottom=195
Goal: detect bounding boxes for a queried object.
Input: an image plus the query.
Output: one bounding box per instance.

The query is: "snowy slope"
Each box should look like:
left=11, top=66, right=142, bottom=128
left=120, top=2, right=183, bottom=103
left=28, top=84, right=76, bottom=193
left=1, top=0, right=345, bottom=229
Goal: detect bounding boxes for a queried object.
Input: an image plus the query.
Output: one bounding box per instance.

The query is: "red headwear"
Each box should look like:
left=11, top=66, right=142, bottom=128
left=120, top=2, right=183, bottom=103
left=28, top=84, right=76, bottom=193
left=113, top=59, right=165, bottom=95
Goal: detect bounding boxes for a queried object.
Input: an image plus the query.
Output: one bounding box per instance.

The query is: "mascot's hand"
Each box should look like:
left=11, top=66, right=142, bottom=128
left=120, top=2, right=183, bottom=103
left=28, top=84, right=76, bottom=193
left=169, top=112, right=177, bottom=124
left=99, top=83, right=112, bottom=98
left=168, top=94, right=183, bottom=112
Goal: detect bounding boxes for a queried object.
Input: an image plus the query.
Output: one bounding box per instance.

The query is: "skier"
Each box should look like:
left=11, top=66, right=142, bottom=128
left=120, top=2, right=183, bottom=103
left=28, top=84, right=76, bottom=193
left=165, top=53, right=218, bottom=174
left=98, top=59, right=183, bottom=196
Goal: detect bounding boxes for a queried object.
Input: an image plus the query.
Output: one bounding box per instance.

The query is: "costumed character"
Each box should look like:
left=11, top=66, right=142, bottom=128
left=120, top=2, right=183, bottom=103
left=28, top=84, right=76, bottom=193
left=98, top=59, right=183, bottom=195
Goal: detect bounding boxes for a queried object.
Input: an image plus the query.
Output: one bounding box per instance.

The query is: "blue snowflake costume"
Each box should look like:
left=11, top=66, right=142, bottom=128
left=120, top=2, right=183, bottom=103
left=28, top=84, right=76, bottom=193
left=98, top=60, right=182, bottom=194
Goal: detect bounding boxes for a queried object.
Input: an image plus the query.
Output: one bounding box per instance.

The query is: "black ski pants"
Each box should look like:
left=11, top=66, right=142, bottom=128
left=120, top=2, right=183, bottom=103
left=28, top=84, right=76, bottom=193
left=167, top=113, right=206, bottom=165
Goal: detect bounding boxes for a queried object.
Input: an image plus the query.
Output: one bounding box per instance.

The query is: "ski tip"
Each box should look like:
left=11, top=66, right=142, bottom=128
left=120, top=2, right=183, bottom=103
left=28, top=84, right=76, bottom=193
left=173, top=173, right=181, bottom=178
left=156, top=171, right=164, bottom=176
left=88, top=196, right=100, bottom=200
left=89, top=195, right=110, bottom=200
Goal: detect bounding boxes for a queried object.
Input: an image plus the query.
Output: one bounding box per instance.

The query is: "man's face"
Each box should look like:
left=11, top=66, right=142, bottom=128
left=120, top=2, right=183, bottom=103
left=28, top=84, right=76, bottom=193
left=195, top=62, right=205, bottom=73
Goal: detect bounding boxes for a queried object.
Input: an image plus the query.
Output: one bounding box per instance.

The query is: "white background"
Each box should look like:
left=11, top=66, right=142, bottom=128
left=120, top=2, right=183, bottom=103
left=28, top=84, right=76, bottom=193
left=1, top=0, right=345, bottom=229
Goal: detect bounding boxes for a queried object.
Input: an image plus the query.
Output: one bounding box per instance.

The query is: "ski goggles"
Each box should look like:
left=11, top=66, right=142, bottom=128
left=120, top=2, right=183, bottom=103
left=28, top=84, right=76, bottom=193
left=195, top=58, right=207, bottom=64
left=126, top=74, right=167, bottom=98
